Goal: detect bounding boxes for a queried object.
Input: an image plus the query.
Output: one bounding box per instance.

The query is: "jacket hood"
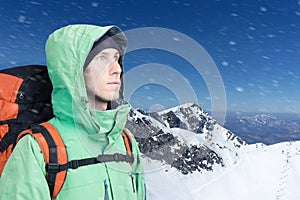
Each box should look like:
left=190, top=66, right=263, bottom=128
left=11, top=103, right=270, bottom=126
left=45, top=24, right=129, bottom=135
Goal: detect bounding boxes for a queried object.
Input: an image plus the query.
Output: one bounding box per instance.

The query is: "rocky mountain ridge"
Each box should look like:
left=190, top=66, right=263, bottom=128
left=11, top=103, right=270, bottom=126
left=126, top=103, right=246, bottom=174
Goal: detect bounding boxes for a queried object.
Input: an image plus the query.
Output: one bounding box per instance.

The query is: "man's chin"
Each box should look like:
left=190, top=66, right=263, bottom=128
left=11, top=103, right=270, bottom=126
left=95, top=93, right=119, bottom=102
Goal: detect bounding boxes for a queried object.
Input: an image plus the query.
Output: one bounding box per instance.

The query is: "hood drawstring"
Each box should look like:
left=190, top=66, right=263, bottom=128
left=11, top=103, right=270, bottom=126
left=81, top=96, right=89, bottom=110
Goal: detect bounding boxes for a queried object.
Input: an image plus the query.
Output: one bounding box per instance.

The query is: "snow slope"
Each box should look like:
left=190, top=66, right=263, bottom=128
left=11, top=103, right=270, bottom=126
left=144, top=140, right=300, bottom=200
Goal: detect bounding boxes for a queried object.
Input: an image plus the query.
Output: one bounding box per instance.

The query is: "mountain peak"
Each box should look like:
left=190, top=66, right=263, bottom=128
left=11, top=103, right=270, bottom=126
left=126, top=103, right=246, bottom=174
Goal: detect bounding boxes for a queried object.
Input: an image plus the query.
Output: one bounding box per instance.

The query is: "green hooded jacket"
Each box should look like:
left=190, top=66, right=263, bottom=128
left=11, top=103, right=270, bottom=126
left=0, top=24, right=146, bottom=200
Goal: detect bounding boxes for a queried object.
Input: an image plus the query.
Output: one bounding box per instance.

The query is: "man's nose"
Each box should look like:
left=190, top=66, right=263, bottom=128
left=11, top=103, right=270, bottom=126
left=109, top=61, right=122, bottom=75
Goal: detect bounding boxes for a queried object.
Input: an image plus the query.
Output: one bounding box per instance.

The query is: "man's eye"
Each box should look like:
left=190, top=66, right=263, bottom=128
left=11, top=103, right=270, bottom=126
left=114, top=55, right=119, bottom=61
left=97, top=55, right=105, bottom=60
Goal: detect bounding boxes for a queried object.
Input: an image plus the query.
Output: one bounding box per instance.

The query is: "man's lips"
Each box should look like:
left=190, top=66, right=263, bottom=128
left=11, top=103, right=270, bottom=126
left=107, top=81, right=120, bottom=85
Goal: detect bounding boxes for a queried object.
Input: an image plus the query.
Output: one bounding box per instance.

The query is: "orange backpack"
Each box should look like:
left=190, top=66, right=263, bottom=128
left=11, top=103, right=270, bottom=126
left=0, top=65, right=133, bottom=199
left=0, top=65, right=53, bottom=173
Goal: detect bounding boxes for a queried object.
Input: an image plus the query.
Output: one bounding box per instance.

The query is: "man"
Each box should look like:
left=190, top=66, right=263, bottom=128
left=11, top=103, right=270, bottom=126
left=0, top=24, right=146, bottom=199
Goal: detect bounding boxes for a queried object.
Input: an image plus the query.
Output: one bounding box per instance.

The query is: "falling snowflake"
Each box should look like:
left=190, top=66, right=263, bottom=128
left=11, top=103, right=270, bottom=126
left=260, top=7, right=267, bottom=12
left=262, top=55, right=270, bottom=59
left=30, top=1, right=41, bottom=5
left=272, top=80, right=279, bottom=87
left=18, top=15, right=26, bottom=23
left=229, top=41, right=237, bottom=45
left=236, top=87, right=244, bottom=92
left=247, top=35, right=254, bottom=39
left=222, top=61, right=229, bottom=66
left=91, top=2, right=99, bottom=7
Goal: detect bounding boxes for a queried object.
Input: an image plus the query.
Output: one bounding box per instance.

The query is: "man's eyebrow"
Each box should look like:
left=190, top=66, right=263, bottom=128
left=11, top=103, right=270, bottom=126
left=99, top=52, right=120, bottom=56
left=99, top=52, right=109, bottom=55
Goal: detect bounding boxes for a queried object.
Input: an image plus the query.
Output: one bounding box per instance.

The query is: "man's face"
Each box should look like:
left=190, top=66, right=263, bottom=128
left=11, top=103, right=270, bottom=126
left=84, top=48, right=122, bottom=102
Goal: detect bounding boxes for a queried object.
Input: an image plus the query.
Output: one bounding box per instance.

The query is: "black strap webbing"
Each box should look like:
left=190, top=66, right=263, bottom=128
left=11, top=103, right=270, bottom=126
left=0, top=140, right=8, bottom=152
left=46, top=153, right=134, bottom=173
left=32, top=124, right=58, bottom=198
left=0, top=123, right=24, bottom=152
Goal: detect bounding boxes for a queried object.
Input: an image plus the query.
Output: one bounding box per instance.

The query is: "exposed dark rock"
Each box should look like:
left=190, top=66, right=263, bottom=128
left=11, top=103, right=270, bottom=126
left=165, top=111, right=181, bottom=128
left=171, top=145, right=224, bottom=174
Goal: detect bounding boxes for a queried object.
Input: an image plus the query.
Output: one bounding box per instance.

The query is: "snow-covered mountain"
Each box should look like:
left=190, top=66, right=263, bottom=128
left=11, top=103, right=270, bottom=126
left=126, top=103, right=245, bottom=174
left=126, top=103, right=300, bottom=200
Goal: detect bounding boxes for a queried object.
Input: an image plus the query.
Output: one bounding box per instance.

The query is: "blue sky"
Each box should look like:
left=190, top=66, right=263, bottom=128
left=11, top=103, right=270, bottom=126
left=0, top=0, right=299, bottom=115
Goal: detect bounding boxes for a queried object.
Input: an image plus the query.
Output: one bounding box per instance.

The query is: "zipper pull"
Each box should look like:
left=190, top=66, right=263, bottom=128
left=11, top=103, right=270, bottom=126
left=18, top=92, right=25, bottom=100
left=129, top=172, right=136, bottom=193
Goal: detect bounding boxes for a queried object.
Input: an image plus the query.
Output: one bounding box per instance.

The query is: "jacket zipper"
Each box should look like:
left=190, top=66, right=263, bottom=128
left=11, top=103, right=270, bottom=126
left=104, top=180, right=109, bottom=200
left=144, top=184, right=147, bottom=200
left=129, top=172, right=136, bottom=193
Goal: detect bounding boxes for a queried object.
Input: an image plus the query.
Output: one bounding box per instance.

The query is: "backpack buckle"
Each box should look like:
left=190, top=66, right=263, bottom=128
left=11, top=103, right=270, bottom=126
left=69, top=160, right=79, bottom=169
left=47, top=163, right=60, bottom=173
left=0, top=140, right=9, bottom=152
left=113, top=153, right=121, bottom=161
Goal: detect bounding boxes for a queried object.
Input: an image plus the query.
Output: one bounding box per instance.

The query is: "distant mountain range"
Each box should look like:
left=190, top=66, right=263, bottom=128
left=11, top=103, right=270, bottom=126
left=224, top=112, right=300, bottom=144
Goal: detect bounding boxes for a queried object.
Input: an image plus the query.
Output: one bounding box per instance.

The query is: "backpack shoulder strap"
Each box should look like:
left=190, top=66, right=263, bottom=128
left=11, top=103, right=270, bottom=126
left=121, top=128, right=133, bottom=157
left=17, top=122, right=67, bottom=200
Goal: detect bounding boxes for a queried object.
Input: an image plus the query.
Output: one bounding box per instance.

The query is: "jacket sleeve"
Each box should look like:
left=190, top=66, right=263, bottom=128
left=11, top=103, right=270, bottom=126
left=0, top=135, right=51, bottom=200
